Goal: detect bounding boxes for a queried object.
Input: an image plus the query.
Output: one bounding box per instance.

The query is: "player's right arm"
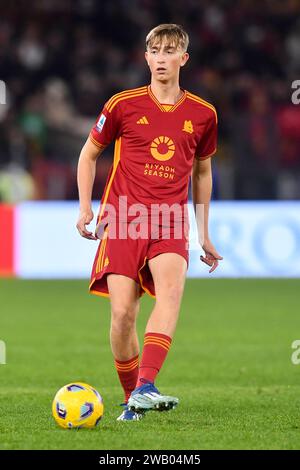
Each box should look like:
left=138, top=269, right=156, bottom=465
left=76, top=96, right=122, bottom=240
left=76, top=138, right=105, bottom=240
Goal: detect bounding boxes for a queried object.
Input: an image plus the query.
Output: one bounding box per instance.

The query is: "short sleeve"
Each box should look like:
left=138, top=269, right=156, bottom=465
left=89, top=98, right=122, bottom=149
left=195, top=110, right=217, bottom=160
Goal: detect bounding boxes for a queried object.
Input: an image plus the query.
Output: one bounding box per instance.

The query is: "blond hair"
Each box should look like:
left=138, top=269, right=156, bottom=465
left=146, top=24, right=189, bottom=52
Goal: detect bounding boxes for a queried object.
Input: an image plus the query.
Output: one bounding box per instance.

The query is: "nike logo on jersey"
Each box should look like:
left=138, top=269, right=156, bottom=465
left=137, top=116, right=149, bottom=124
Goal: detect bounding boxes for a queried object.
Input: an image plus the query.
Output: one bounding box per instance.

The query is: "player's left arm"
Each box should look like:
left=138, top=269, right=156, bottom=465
left=192, top=157, right=223, bottom=273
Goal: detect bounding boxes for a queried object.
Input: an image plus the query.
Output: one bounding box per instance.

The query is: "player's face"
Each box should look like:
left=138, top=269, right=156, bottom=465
left=145, top=39, right=189, bottom=83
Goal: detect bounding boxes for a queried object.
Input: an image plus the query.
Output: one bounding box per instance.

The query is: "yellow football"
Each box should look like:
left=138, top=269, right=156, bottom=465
left=52, top=382, right=104, bottom=429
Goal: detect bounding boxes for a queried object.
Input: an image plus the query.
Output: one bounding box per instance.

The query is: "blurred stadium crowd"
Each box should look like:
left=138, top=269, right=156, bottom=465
left=0, top=0, right=300, bottom=202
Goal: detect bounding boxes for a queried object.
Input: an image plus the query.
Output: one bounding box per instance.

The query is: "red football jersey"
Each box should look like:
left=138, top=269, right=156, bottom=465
left=90, top=85, right=217, bottom=227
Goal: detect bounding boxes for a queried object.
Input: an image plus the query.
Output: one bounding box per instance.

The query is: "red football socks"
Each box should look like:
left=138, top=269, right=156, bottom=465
left=136, top=332, right=172, bottom=387
left=114, top=354, right=139, bottom=403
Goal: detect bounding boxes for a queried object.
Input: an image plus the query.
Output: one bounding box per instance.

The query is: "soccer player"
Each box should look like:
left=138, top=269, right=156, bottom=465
left=76, top=24, right=222, bottom=421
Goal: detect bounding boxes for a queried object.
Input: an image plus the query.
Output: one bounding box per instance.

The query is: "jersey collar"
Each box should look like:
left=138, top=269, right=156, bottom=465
left=147, top=85, right=187, bottom=112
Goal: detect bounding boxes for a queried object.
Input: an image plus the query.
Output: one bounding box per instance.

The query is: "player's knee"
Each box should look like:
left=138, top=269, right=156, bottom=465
left=111, top=305, right=137, bottom=333
left=156, top=283, right=183, bottom=309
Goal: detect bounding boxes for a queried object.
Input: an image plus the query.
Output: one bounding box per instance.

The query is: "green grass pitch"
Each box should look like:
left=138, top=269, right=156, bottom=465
left=0, top=278, right=299, bottom=450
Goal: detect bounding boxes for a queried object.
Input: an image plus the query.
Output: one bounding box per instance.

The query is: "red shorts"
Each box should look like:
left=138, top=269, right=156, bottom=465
left=89, top=222, right=189, bottom=298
